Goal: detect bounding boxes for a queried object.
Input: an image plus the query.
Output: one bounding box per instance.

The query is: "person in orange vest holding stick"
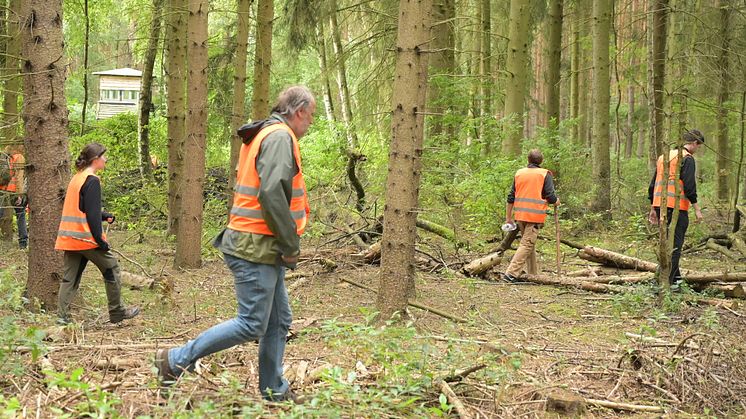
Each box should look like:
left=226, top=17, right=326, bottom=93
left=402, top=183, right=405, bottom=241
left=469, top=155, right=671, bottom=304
left=55, top=143, right=140, bottom=325
left=0, top=144, right=28, bottom=249
left=503, top=149, right=559, bottom=282
left=155, top=86, right=315, bottom=402
left=648, top=130, right=705, bottom=286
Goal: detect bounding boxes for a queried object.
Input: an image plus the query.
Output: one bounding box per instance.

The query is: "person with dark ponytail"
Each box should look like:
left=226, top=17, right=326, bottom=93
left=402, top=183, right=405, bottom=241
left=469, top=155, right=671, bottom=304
left=55, top=143, right=140, bottom=325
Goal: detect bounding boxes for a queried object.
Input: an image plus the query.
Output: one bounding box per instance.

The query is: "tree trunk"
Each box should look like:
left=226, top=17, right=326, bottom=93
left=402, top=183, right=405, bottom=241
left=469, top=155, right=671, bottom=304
left=377, top=0, right=432, bottom=321
left=21, top=0, right=70, bottom=309
left=175, top=0, right=208, bottom=269
left=329, top=0, right=365, bottom=213
left=166, top=0, right=187, bottom=236
left=479, top=0, right=492, bottom=153
left=715, top=0, right=731, bottom=202
left=316, top=25, right=336, bottom=122
left=590, top=0, right=611, bottom=215
left=625, top=58, right=635, bottom=159
left=80, top=0, right=90, bottom=135
left=250, top=0, right=273, bottom=120
left=545, top=0, right=563, bottom=128
left=228, top=0, right=252, bottom=198
left=1, top=0, right=21, bottom=239
left=501, top=0, right=532, bottom=157
left=428, top=0, right=455, bottom=138
left=648, top=0, right=668, bottom=173
left=570, top=7, right=580, bottom=143
left=546, top=0, right=563, bottom=174
left=138, top=0, right=164, bottom=179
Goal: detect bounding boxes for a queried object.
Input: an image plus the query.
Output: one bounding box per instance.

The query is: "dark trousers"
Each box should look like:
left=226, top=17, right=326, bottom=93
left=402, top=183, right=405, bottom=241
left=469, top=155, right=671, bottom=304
left=1, top=195, right=27, bottom=248
left=655, top=207, right=689, bottom=284
left=58, top=249, right=125, bottom=322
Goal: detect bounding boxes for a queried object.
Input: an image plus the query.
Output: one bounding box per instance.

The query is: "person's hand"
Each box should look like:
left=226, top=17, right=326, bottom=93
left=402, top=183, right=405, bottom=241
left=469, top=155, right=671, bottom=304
left=14, top=196, right=22, bottom=207
left=695, top=208, right=704, bottom=223
left=554, top=198, right=560, bottom=207
left=505, top=217, right=514, bottom=225
left=97, top=240, right=110, bottom=252
left=106, top=216, right=115, bottom=224
left=282, top=256, right=298, bottom=265
left=648, top=208, right=659, bottom=225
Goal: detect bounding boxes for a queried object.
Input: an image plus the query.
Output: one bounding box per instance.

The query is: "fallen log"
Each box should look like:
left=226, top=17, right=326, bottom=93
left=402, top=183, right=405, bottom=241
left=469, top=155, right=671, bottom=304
left=438, top=380, right=472, bottom=419
left=585, top=398, right=664, bottom=413
left=587, top=275, right=654, bottom=285
left=581, top=246, right=658, bottom=272
left=520, top=274, right=626, bottom=294
left=691, top=282, right=746, bottom=299
left=705, top=239, right=743, bottom=261
left=416, top=218, right=463, bottom=246
left=462, top=229, right=519, bottom=277
left=682, top=271, right=746, bottom=283
left=120, top=271, right=155, bottom=290
left=340, top=277, right=467, bottom=323
left=363, top=242, right=381, bottom=263
left=727, top=233, right=746, bottom=257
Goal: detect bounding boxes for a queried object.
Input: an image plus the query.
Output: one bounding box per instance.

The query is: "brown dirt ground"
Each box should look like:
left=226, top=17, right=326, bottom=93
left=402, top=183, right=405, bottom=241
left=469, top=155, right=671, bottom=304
left=3, top=229, right=746, bottom=418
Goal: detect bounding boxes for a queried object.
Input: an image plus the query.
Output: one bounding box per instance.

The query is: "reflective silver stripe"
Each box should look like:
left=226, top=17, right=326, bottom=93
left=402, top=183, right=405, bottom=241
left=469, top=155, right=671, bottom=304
left=654, top=192, right=689, bottom=200
left=231, top=207, right=307, bottom=220
left=234, top=185, right=259, bottom=196
left=60, top=216, right=88, bottom=223
left=230, top=207, right=263, bottom=218
left=292, top=188, right=305, bottom=198
left=57, top=230, right=95, bottom=240
left=514, top=197, right=546, bottom=205
left=513, top=207, right=547, bottom=215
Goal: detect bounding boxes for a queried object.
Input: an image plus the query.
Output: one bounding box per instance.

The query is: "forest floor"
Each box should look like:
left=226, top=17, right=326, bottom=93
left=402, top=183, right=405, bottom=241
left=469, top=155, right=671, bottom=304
left=3, top=221, right=746, bottom=418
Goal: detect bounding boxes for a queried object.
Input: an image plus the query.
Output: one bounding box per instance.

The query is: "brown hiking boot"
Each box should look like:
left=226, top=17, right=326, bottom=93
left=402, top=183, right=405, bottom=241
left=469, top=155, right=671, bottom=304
left=110, top=306, right=140, bottom=324
left=155, top=348, right=178, bottom=385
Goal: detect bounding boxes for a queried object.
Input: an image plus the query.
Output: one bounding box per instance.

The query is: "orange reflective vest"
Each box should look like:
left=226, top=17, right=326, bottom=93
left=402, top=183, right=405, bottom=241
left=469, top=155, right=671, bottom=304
left=0, top=153, right=22, bottom=192
left=513, top=167, right=549, bottom=223
left=228, top=123, right=310, bottom=236
left=653, top=149, right=691, bottom=211
left=55, top=169, right=106, bottom=251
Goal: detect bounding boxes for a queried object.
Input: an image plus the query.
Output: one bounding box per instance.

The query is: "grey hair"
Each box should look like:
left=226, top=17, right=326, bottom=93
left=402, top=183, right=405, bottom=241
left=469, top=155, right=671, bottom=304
left=271, top=85, right=315, bottom=116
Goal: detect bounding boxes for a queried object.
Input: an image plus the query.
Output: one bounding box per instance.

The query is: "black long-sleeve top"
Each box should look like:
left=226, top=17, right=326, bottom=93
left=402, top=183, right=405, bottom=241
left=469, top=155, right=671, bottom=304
left=79, top=176, right=113, bottom=250
left=507, top=164, right=558, bottom=204
left=647, top=153, right=697, bottom=206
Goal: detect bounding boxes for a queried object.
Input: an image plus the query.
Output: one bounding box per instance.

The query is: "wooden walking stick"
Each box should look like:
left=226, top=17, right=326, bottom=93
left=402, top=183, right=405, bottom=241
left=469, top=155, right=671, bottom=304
left=554, top=206, right=561, bottom=277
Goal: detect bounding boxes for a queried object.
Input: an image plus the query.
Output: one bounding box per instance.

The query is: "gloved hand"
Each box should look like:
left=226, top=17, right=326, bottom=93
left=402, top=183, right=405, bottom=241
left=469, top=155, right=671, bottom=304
left=96, top=239, right=110, bottom=252
left=102, top=212, right=116, bottom=223
left=281, top=254, right=298, bottom=270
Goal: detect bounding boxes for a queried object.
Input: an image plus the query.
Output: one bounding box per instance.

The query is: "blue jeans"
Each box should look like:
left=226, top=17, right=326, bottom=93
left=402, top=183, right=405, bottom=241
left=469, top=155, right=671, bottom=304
left=168, top=254, right=292, bottom=399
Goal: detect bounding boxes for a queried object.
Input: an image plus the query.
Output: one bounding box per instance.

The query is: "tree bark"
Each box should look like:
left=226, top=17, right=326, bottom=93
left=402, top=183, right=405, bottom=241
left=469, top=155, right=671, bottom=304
left=479, top=0, right=492, bottom=153
left=21, top=0, right=70, bottom=309
left=250, top=0, right=273, bottom=120
left=428, top=0, right=455, bottom=138
left=138, top=0, right=164, bottom=179
left=316, top=25, right=336, bottom=122
left=329, top=0, right=365, bottom=213
left=228, top=0, right=252, bottom=198
left=715, top=0, right=731, bottom=202
left=545, top=0, right=563, bottom=129
left=501, top=0, right=531, bottom=157
left=166, top=0, right=187, bottom=236
left=462, top=229, right=519, bottom=276
left=0, top=0, right=21, bottom=239
left=648, top=0, right=668, bottom=171
left=580, top=246, right=658, bottom=272
left=80, top=0, right=90, bottom=135
left=175, top=0, right=208, bottom=268
left=570, top=10, right=580, bottom=143
left=377, top=0, right=432, bottom=321
left=590, top=0, right=611, bottom=215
